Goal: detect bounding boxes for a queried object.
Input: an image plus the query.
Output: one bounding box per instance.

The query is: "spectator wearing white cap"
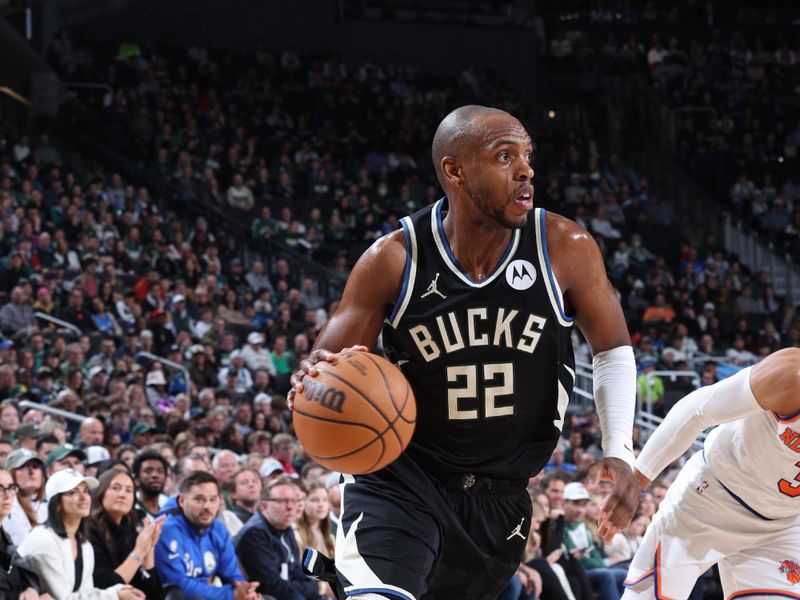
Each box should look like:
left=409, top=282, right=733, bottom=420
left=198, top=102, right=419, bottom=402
left=240, top=332, right=276, bottom=375
left=85, top=446, right=111, bottom=477
left=217, top=351, right=252, bottom=394
left=187, top=344, right=217, bottom=390
left=18, top=469, right=143, bottom=599
left=259, top=458, right=284, bottom=485
left=144, top=368, right=176, bottom=414
left=170, top=294, right=192, bottom=335
left=87, top=365, right=107, bottom=395
left=562, top=482, right=626, bottom=600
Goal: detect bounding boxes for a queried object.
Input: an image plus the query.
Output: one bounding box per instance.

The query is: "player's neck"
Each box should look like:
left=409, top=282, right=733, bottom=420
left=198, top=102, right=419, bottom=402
left=442, top=208, right=512, bottom=280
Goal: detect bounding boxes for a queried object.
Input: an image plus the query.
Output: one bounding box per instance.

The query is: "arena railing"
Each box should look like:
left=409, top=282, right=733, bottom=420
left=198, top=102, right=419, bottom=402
left=723, top=213, right=799, bottom=305
left=573, top=359, right=595, bottom=410
left=135, top=351, right=191, bottom=391
left=34, top=312, right=81, bottom=337
left=18, top=399, right=88, bottom=423
left=643, top=370, right=700, bottom=415
left=63, top=82, right=113, bottom=107
left=572, top=360, right=704, bottom=452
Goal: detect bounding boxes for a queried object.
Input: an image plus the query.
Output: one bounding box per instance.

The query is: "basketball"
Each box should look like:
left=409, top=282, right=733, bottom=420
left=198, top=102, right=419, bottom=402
left=292, top=351, right=416, bottom=474
left=789, top=571, right=800, bottom=585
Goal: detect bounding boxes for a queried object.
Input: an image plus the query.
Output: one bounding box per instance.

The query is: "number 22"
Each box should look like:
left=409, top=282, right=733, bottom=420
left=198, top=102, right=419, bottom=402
left=447, top=363, right=514, bottom=421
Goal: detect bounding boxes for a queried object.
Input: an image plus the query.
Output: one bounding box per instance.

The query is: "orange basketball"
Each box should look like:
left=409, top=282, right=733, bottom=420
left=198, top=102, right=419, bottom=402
left=292, top=351, right=416, bottom=474
left=788, top=571, right=800, bottom=584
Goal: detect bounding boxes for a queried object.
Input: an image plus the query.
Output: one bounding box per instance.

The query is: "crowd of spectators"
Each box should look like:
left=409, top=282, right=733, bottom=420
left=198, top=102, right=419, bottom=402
left=541, top=5, right=800, bottom=256
left=0, top=30, right=796, bottom=598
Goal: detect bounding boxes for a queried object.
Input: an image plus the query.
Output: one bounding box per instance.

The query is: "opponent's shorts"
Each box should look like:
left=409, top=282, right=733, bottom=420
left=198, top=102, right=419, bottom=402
left=334, top=452, right=532, bottom=600
left=623, top=451, right=800, bottom=600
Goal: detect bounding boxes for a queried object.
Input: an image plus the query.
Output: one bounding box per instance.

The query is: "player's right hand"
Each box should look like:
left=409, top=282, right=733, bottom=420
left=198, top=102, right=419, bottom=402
left=288, top=345, right=369, bottom=410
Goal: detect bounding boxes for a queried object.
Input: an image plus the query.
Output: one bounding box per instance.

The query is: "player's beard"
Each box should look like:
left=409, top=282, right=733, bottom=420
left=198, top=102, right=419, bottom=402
left=467, top=181, right=527, bottom=230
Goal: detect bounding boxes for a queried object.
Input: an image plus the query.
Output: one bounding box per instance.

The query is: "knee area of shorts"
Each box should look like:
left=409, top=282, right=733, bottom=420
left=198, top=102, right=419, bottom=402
left=347, top=595, right=392, bottom=600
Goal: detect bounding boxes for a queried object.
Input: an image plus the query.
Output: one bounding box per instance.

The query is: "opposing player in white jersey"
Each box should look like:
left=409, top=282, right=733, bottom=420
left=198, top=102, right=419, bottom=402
left=605, top=348, right=800, bottom=598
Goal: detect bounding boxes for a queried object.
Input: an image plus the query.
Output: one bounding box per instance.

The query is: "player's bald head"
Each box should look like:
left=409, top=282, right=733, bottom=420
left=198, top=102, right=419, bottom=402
left=431, top=105, right=516, bottom=187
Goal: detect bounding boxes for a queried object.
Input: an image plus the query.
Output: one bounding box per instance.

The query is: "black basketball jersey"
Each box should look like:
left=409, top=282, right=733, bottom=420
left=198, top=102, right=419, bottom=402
left=381, top=198, right=576, bottom=480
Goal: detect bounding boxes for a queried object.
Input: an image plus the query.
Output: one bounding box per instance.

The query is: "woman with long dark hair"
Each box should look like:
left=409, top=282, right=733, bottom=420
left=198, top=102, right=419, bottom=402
left=17, top=469, right=145, bottom=599
left=87, top=470, right=163, bottom=596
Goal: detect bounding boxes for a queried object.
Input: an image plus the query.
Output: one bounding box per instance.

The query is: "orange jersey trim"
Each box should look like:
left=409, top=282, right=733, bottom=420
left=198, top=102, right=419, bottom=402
left=728, top=590, right=800, bottom=600
left=654, top=543, right=676, bottom=600
left=775, top=410, right=800, bottom=424
left=624, top=568, right=654, bottom=587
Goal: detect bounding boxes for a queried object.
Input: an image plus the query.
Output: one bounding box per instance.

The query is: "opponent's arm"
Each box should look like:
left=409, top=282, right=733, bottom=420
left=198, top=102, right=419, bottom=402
left=635, top=347, right=800, bottom=486
left=289, top=230, right=407, bottom=398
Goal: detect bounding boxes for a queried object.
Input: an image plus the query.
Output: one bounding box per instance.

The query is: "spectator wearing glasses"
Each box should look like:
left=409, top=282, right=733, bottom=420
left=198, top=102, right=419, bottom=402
left=4, top=448, right=47, bottom=546
left=154, top=471, right=259, bottom=600
left=18, top=469, right=145, bottom=599
left=0, top=467, right=47, bottom=599
left=235, top=476, right=321, bottom=600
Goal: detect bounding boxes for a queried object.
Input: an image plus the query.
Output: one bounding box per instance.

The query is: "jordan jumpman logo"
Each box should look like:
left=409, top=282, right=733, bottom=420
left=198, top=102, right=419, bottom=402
left=506, top=517, right=526, bottom=541
left=421, top=272, right=447, bottom=300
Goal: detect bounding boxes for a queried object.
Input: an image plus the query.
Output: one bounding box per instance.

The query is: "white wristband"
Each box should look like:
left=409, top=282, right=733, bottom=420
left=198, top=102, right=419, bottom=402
left=592, top=345, right=636, bottom=468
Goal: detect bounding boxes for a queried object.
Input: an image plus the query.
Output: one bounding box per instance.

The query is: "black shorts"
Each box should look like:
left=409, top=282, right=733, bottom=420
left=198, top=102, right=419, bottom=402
left=334, top=452, right=532, bottom=600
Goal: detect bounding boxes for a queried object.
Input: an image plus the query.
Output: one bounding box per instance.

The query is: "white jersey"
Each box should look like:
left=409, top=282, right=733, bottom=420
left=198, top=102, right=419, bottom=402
left=704, top=407, right=800, bottom=520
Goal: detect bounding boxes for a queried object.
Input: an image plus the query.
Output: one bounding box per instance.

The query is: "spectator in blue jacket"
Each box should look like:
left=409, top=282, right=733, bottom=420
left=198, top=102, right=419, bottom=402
left=155, top=471, right=260, bottom=600
left=235, top=476, right=323, bottom=600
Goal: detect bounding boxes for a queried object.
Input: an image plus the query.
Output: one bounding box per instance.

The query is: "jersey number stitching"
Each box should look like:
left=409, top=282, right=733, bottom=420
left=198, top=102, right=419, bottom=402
left=447, top=363, right=514, bottom=421
left=778, top=460, right=800, bottom=498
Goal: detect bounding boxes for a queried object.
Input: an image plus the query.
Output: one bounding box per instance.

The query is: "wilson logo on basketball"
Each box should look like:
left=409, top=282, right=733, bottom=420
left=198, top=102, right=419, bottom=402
left=303, top=379, right=346, bottom=414
left=779, top=560, right=800, bottom=584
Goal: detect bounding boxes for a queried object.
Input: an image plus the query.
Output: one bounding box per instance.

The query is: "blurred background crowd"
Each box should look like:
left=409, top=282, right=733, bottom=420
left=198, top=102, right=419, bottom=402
left=0, top=0, right=797, bottom=598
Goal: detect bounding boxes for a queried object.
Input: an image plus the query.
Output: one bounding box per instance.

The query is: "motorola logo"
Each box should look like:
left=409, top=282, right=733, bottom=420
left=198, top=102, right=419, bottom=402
left=505, top=259, right=537, bottom=291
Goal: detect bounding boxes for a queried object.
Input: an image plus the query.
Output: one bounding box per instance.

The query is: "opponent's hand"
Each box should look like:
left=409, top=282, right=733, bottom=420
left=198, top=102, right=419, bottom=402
left=589, top=457, right=644, bottom=544
left=288, top=345, right=369, bottom=409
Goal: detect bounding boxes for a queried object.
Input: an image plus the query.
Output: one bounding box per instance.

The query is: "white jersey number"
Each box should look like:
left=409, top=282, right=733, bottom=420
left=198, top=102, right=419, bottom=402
left=447, top=363, right=514, bottom=421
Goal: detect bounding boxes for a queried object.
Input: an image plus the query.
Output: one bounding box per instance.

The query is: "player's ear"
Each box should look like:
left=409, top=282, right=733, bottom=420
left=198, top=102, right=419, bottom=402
left=441, top=157, right=462, bottom=184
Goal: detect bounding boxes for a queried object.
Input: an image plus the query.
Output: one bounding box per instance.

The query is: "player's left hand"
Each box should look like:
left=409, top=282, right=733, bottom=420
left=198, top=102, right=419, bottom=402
left=588, top=457, right=640, bottom=544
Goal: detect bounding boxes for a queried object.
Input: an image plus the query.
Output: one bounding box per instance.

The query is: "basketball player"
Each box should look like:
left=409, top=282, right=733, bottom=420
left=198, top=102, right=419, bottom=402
left=611, top=348, right=800, bottom=598
left=290, top=105, right=640, bottom=600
